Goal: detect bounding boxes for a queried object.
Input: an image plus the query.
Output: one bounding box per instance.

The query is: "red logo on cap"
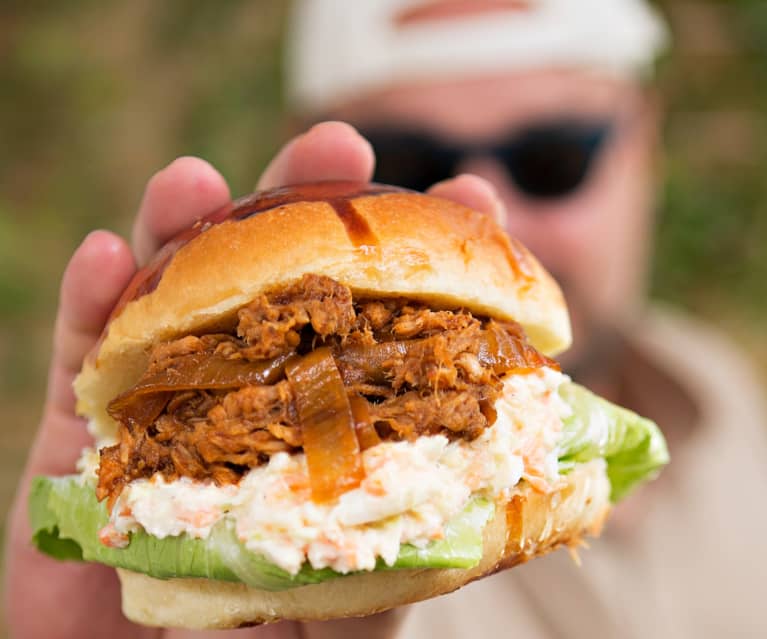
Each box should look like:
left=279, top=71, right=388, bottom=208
left=394, top=0, right=534, bottom=28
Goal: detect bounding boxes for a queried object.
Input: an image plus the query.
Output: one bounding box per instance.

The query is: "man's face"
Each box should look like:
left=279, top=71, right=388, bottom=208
left=331, top=69, right=658, bottom=374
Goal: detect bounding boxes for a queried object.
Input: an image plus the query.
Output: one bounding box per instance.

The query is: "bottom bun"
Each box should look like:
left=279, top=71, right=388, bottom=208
left=118, top=459, right=610, bottom=629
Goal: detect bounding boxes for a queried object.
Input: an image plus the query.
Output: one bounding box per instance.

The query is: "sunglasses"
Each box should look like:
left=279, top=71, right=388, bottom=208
left=362, top=120, right=614, bottom=200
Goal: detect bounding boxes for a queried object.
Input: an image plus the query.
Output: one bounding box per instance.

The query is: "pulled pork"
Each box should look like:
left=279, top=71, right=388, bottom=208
left=97, top=274, right=554, bottom=504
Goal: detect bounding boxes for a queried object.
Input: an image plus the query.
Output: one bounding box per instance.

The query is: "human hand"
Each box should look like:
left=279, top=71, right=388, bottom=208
left=4, top=121, right=507, bottom=639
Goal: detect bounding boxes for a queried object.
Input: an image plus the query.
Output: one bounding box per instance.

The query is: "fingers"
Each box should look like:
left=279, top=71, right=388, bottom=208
left=159, top=610, right=404, bottom=639
left=301, top=610, right=407, bottom=639
left=132, top=157, right=231, bottom=266
left=5, top=555, right=158, bottom=639
left=162, top=622, right=297, bottom=639
left=257, top=122, right=375, bottom=190
left=49, top=230, right=136, bottom=414
left=132, top=124, right=375, bottom=267
left=427, top=173, right=507, bottom=226
left=7, top=232, right=157, bottom=638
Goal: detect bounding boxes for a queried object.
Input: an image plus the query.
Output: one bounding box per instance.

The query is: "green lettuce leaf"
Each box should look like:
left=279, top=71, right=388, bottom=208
left=29, top=475, right=494, bottom=591
left=558, top=383, right=669, bottom=501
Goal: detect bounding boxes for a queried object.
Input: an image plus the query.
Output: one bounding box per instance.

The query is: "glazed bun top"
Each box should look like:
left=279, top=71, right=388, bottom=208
left=75, top=182, right=571, bottom=441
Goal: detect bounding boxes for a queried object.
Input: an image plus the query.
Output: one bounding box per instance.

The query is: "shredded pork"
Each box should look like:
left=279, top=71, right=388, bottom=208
left=97, top=274, right=546, bottom=503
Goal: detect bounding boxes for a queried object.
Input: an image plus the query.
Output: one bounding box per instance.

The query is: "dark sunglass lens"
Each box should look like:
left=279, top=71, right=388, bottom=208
left=365, top=131, right=456, bottom=192
left=503, top=124, right=610, bottom=199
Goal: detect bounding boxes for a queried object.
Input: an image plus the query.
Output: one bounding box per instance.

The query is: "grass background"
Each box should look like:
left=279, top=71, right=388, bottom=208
left=0, top=1, right=765, bottom=633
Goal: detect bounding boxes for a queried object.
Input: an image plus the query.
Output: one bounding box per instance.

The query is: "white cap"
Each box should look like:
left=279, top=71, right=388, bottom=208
left=287, top=0, right=670, bottom=114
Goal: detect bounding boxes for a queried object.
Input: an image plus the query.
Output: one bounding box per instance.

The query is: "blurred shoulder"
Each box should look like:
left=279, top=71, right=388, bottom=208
left=630, top=302, right=767, bottom=427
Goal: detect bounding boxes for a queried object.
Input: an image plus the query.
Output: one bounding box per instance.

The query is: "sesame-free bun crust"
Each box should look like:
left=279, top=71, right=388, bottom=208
left=117, top=460, right=609, bottom=629
left=75, top=183, right=570, bottom=441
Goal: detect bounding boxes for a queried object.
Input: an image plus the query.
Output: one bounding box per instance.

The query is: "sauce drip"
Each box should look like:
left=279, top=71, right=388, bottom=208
left=506, top=237, right=535, bottom=282
left=491, top=231, right=534, bottom=287
left=326, top=197, right=377, bottom=247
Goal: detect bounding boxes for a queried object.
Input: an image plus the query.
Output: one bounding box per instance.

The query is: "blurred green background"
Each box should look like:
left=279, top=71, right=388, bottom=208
left=0, top=0, right=765, bottom=633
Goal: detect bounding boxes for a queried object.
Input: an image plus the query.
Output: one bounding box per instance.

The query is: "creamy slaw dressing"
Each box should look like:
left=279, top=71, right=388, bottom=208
left=82, top=368, right=570, bottom=574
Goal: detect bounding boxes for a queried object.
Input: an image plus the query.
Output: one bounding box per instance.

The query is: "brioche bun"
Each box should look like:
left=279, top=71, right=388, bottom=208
left=76, top=182, right=570, bottom=441
left=74, top=182, right=588, bottom=629
left=118, top=459, right=610, bottom=629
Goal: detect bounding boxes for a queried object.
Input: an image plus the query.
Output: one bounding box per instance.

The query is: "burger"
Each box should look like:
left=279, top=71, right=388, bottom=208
left=30, top=182, right=668, bottom=629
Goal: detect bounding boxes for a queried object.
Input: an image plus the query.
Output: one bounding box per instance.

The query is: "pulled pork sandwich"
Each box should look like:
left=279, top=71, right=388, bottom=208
left=30, top=182, right=668, bottom=629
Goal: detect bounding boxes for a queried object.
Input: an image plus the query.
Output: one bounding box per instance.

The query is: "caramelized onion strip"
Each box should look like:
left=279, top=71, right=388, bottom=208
left=286, top=347, right=364, bottom=502
left=349, top=395, right=382, bottom=451
left=336, top=325, right=558, bottom=385
left=107, top=351, right=297, bottom=430
left=479, top=322, right=560, bottom=373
